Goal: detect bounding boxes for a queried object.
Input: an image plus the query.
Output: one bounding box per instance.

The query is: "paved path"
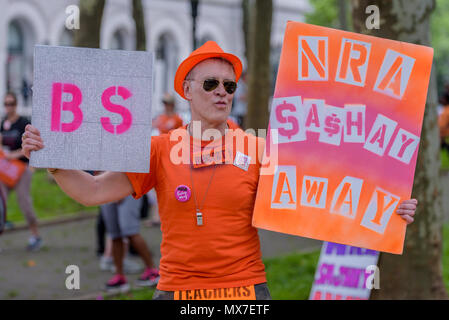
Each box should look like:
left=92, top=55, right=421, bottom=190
left=0, top=215, right=322, bottom=300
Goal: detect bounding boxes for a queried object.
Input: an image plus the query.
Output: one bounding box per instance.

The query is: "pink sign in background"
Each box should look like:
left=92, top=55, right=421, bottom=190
left=309, top=242, right=379, bottom=300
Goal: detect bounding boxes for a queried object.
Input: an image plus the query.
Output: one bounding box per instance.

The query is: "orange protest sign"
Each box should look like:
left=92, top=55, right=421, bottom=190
left=252, top=22, right=433, bottom=254
left=0, top=150, right=26, bottom=188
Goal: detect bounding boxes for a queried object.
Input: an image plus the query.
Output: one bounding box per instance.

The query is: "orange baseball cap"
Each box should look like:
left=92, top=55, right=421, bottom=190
left=174, top=41, right=243, bottom=99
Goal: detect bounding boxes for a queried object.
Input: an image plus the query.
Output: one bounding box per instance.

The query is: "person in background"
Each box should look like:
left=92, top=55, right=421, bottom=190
left=438, top=87, right=449, bottom=153
left=143, top=190, right=160, bottom=228
left=99, top=233, right=143, bottom=274
left=0, top=92, right=42, bottom=251
left=101, top=195, right=159, bottom=293
left=99, top=194, right=151, bottom=274
left=22, top=79, right=30, bottom=106
left=152, top=93, right=184, bottom=134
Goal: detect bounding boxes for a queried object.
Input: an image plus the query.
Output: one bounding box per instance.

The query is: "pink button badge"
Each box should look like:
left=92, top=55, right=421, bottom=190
left=175, top=185, right=191, bottom=202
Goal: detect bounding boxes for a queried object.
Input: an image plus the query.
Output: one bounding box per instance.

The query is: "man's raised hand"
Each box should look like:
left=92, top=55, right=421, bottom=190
left=21, top=124, right=44, bottom=159
left=396, top=199, right=418, bottom=225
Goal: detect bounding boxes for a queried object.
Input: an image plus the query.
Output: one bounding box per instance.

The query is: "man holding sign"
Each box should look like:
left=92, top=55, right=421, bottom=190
left=22, top=40, right=417, bottom=300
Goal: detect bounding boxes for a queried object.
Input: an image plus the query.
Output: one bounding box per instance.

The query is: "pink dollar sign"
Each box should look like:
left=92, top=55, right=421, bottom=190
left=324, top=113, right=341, bottom=137
left=101, top=86, right=133, bottom=135
left=275, top=100, right=299, bottom=140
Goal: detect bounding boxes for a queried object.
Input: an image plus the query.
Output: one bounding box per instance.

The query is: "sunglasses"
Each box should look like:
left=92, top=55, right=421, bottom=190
left=190, top=78, right=237, bottom=94
left=4, top=102, right=16, bottom=107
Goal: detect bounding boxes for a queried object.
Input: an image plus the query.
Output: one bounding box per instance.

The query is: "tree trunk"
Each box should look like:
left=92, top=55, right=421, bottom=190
left=245, top=0, right=272, bottom=131
left=133, top=0, right=146, bottom=51
left=73, top=0, right=105, bottom=48
left=241, top=0, right=251, bottom=67
left=352, top=0, right=448, bottom=299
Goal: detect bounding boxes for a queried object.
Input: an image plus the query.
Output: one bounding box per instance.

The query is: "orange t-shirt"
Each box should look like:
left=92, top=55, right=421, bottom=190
left=126, top=121, right=267, bottom=291
left=154, top=114, right=184, bottom=134
left=227, top=117, right=241, bottom=130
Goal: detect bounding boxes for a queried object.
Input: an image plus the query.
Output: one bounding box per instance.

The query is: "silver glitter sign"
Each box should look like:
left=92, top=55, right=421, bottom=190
left=30, top=45, right=153, bottom=173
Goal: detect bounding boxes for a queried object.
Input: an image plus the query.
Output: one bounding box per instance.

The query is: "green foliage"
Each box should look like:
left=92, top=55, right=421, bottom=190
left=305, top=0, right=339, bottom=28
left=6, top=290, right=19, bottom=299
left=5, top=169, right=97, bottom=223
left=306, top=0, right=449, bottom=94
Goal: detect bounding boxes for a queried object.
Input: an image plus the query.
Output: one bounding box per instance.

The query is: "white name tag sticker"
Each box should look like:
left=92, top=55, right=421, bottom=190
left=234, top=151, right=251, bottom=171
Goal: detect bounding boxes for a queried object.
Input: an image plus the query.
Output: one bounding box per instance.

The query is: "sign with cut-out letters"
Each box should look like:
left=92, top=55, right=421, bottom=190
left=252, top=22, right=433, bottom=254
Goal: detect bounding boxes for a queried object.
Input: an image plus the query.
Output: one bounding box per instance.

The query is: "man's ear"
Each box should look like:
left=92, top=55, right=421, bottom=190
left=183, top=80, right=192, bottom=101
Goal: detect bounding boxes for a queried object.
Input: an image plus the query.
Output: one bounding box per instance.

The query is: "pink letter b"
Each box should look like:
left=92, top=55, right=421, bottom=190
left=51, top=82, right=83, bottom=132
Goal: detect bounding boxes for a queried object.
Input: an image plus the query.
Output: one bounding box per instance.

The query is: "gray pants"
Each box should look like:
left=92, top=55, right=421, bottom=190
left=101, top=195, right=142, bottom=239
left=152, top=283, right=272, bottom=300
left=0, top=167, right=37, bottom=226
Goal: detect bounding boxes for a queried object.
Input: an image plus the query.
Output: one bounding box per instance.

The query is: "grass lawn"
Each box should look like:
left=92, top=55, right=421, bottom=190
left=5, top=169, right=97, bottom=223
